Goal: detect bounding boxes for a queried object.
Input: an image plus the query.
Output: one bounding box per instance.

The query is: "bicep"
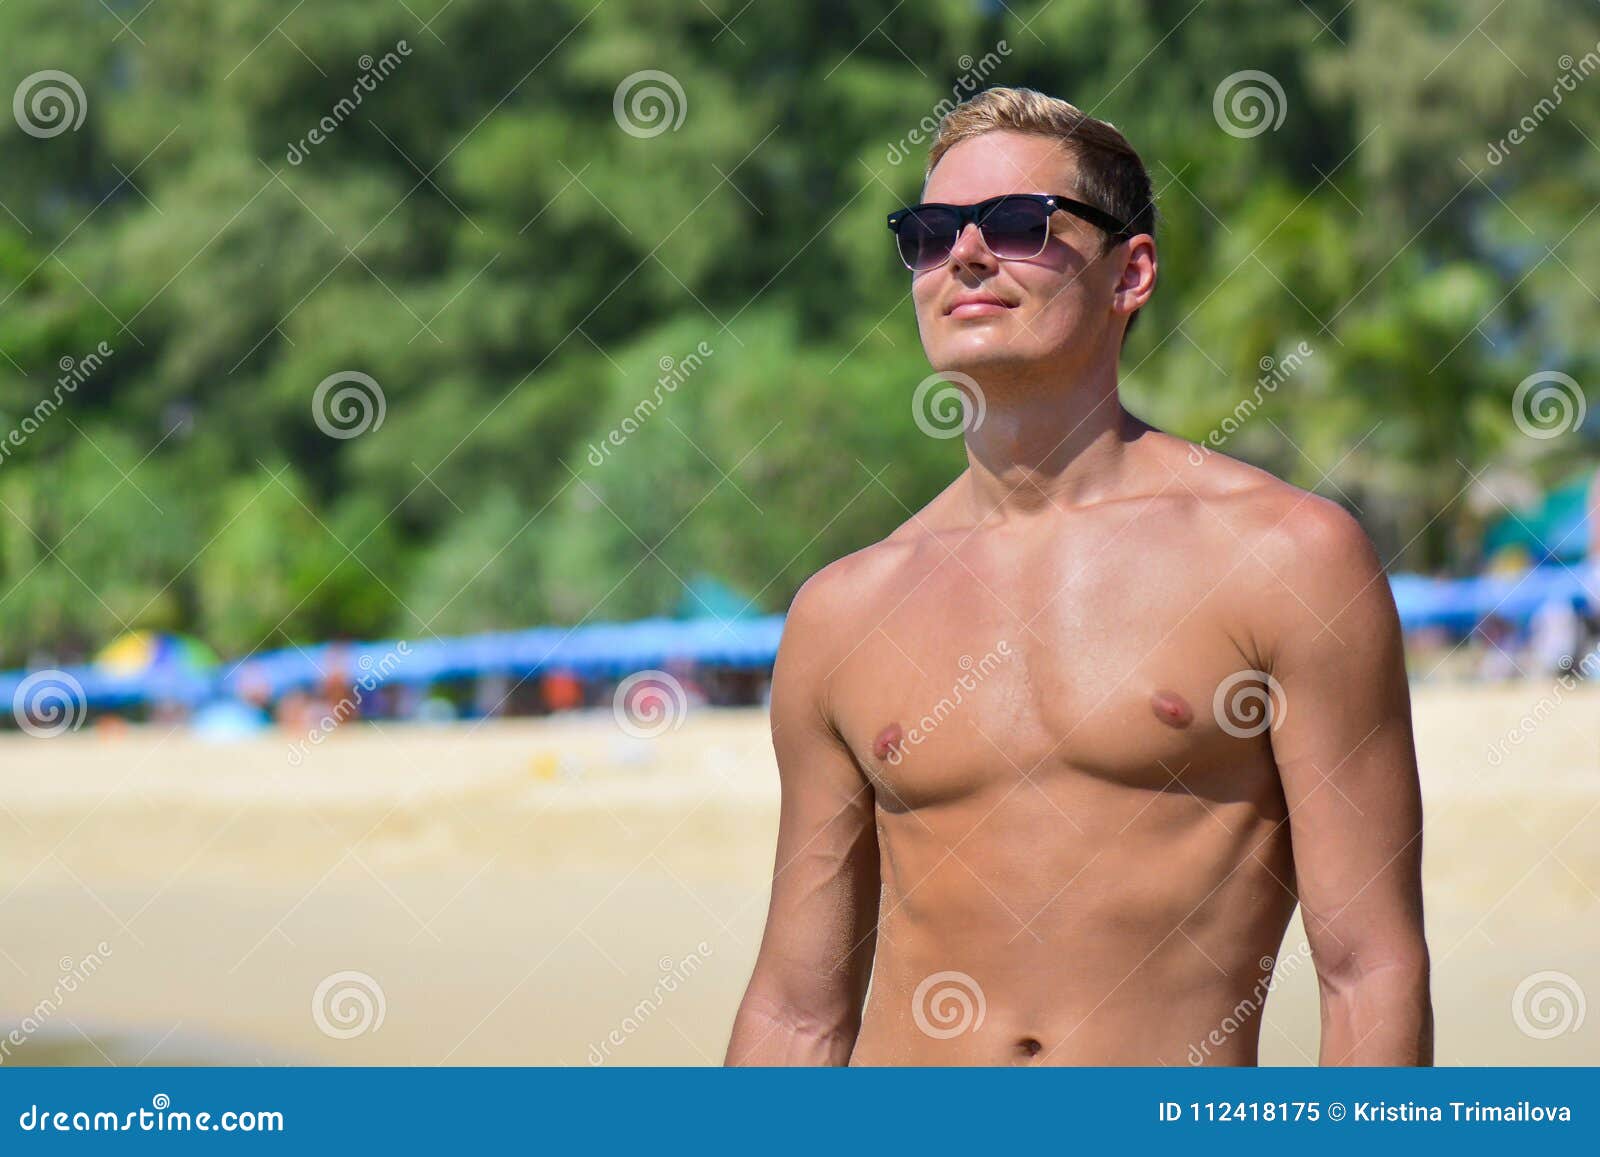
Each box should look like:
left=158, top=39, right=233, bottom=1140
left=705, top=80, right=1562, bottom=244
left=1265, top=508, right=1427, bottom=980
left=745, top=598, right=880, bottom=1018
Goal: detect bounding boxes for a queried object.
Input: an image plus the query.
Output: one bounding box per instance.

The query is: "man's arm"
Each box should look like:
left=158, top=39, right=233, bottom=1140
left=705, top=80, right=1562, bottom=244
left=725, top=573, right=880, bottom=1065
left=1260, top=497, right=1433, bottom=1065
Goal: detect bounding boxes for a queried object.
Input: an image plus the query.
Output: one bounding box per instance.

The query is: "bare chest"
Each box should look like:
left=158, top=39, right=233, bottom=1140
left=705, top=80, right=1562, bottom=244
left=828, top=533, right=1280, bottom=811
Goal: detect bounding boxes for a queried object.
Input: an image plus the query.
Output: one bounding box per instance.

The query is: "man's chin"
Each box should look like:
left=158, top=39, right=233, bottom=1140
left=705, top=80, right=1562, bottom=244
left=925, top=344, right=1033, bottom=376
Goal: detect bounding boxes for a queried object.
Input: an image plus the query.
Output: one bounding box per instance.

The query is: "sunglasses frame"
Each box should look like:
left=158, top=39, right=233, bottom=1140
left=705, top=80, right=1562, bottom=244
left=886, top=192, right=1132, bottom=271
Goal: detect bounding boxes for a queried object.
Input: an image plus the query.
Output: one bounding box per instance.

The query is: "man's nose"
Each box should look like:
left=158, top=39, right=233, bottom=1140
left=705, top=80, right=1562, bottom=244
left=947, top=221, right=996, bottom=272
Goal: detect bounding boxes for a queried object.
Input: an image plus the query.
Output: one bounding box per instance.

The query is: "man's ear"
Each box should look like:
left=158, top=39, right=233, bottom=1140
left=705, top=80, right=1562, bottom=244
left=1112, top=235, right=1158, bottom=316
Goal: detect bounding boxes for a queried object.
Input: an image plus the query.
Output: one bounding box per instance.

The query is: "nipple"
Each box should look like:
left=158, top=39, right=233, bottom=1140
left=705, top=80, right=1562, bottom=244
left=872, top=722, right=904, bottom=761
left=1150, top=690, right=1194, bottom=729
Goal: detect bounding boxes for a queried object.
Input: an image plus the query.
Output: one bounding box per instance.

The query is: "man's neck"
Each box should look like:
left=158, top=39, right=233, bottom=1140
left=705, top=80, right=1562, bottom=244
left=958, top=363, right=1147, bottom=524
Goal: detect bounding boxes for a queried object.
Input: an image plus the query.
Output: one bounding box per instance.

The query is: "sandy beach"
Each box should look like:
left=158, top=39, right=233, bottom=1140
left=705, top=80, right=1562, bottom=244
left=1, top=683, right=1596, bottom=1066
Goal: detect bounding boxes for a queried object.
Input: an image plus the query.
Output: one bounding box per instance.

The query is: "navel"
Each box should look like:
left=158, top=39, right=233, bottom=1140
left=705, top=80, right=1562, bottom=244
left=872, top=722, right=904, bottom=761
left=1150, top=690, right=1194, bottom=729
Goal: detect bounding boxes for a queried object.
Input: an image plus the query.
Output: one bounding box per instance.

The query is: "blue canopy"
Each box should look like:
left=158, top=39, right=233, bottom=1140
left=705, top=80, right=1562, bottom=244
left=1389, top=565, right=1594, bottom=632
left=0, top=614, right=786, bottom=710
left=8, top=568, right=1597, bottom=714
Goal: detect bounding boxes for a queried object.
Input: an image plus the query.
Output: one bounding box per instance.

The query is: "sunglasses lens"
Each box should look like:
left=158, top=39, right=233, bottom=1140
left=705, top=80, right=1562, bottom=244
left=979, top=198, right=1052, bottom=260
left=895, top=208, right=959, bottom=269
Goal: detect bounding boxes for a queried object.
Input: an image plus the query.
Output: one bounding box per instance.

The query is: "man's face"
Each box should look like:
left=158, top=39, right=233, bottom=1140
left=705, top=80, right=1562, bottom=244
left=910, top=130, right=1127, bottom=378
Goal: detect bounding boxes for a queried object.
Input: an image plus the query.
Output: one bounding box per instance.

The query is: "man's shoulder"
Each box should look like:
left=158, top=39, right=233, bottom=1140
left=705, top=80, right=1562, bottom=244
left=786, top=535, right=914, bottom=628
left=1174, top=441, right=1389, bottom=641
left=1175, top=439, right=1375, bottom=570
left=788, top=474, right=970, bottom=622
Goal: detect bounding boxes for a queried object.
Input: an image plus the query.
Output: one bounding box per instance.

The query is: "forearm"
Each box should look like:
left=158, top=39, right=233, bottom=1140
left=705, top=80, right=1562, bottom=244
left=724, top=994, right=860, bottom=1066
left=1318, top=958, right=1434, bottom=1065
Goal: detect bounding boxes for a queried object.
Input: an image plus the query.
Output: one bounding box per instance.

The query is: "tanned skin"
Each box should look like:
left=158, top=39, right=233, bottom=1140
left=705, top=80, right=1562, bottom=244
left=725, top=129, right=1432, bottom=1066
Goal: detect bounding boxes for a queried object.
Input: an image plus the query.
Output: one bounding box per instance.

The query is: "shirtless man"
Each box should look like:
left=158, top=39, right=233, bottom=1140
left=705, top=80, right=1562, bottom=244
left=725, top=87, right=1431, bottom=1066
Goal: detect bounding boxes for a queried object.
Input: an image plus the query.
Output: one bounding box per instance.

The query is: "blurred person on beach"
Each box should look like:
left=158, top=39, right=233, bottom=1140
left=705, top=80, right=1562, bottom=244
left=1527, top=595, right=1582, bottom=677
left=1476, top=617, right=1522, bottom=681
left=727, top=88, right=1431, bottom=1066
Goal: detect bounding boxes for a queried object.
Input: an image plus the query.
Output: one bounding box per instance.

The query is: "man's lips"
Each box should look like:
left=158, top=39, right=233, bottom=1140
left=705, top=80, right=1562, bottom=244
left=945, top=294, right=1015, bottom=317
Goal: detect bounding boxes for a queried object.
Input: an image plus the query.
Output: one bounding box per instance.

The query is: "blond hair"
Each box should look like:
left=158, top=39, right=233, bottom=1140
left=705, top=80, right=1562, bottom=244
left=925, top=86, right=1156, bottom=335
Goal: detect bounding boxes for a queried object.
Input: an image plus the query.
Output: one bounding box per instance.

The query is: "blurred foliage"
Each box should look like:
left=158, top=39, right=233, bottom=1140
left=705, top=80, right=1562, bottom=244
left=0, top=0, right=1597, bottom=663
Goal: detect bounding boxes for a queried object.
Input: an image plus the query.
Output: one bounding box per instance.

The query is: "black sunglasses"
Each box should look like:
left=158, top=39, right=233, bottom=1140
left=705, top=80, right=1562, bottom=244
left=886, top=193, right=1131, bottom=271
